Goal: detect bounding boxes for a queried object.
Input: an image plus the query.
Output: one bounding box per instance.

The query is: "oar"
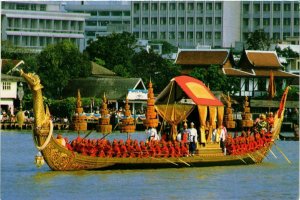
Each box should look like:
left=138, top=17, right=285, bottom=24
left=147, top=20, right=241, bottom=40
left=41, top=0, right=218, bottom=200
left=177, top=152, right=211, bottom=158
left=274, top=143, right=292, bottom=164
left=236, top=155, right=247, bottom=165
left=247, top=153, right=257, bottom=163
left=99, top=132, right=111, bottom=140
left=151, top=157, right=178, bottom=166
left=83, top=129, right=94, bottom=139
left=113, top=122, right=120, bottom=131
left=269, top=149, right=278, bottom=159
left=177, top=158, right=191, bottom=166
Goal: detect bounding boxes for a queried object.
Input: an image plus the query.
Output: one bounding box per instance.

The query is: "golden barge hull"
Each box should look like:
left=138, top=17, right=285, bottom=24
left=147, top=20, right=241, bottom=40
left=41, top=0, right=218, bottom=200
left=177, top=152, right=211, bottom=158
left=42, top=136, right=271, bottom=171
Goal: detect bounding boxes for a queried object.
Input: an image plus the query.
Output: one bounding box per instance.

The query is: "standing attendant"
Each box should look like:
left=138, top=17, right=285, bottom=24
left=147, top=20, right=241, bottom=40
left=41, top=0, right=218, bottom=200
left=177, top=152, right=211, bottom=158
left=188, top=122, right=198, bottom=156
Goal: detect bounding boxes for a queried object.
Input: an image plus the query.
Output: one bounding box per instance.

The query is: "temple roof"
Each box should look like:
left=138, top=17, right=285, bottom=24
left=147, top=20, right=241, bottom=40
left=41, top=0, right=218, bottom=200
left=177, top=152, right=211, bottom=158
left=91, top=62, right=116, bottom=77
left=175, top=49, right=235, bottom=66
left=238, top=50, right=283, bottom=69
left=63, top=77, right=146, bottom=100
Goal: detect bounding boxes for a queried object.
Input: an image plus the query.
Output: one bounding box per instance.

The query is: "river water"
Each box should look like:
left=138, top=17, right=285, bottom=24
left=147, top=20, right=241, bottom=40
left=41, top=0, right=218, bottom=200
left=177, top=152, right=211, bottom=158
left=1, top=130, right=299, bottom=200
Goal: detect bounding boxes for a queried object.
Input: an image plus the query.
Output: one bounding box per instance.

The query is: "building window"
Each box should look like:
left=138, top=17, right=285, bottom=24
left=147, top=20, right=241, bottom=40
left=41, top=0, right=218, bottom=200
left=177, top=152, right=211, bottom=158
left=283, top=18, right=290, bottom=26
left=31, top=4, right=36, bottom=11
left=99, top=11, right=109, bottom=16
left=263, top=4, right=270, bottom=12
left=111, top=11, right=122, bottom=16
left=273, top=32, right=280, bottom=39
left=160, top=32, right=166, bottom=39
left=160, top=3, right=167, bottom=11
left=295, top=3, right=299, bottom=11
left=215, top=32, right=221, bottom=39
left=151, top=18, right=157, bottom=25
left=215, top=3, right=222, bottom=10
left=178, top=17, right=184, bottom=25
left=206, top=17, right=212, bottom=25
left=295, top=18, right=300, bottom=26
left=197, top=3, right=203, bottom=11
left=273, top=18, right=280, bottom=26
left=263, top=18, right=270, bottom=26
left=196, top=32, right=202, bottom=39
left=142, top=32, right=148, bottom=39
left=254, top=4, right=260, bottom=12
left=273, top=4, right=280, bottom=11
left=169, top=17, right=175, bottom=25
left=151, top=3, right=158, bottom=11
left=243, top=18, right=249, bottom=26
left=142, top=3, right=149, bottom=11
left=142, top=18, right=148, bottom=25
left=188, top=3, right=194, bottom=11
left=206, top=3, right=212, bottom=11
left=160, top=17, right=166, bottom=25
left=243, top=4, right=249, bottom=12
left=187, top=32, right=193, bottom=39
left=196, top=17, right=203, bottom=25
left=16, top=4, right=29, bottom=10
left=134, top=3, right=140, bottom=12
left=90, top=11, right=97, bottom=16
left=123, top=11, right=130, bottom=16
left=205, top=32, right=212, bottom=39
left=133, top=32, right=139, bottom=38
left=187, top=17, right=194, bottom=25
left=2, top=82, right=11, bottom=90
left=283, top=32, right=290, bottom=39
left=284, top=3, right=291, bottom=11
left=253, top=18, right=260, bottom=26
left=169, top=32, right=175, bottom=39
left=179, top=3, right=185, bottom=10
left=134, top=18, right=139, bottom=26
left=170, top=3, right=176, bottom=10
left=215, top=17, right=221, bottom=25
left=178, top=32, right=184, bottom=39
left=100, top=21, right=109, bottom=26
left=151, top=32, right=157, bottom=39
left=86, top=21, right=97, bottom=26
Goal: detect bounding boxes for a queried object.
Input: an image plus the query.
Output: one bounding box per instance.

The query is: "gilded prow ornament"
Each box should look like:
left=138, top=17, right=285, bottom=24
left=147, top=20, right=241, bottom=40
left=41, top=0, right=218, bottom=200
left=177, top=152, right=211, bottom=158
left=20, top=69, right=50, bottom=128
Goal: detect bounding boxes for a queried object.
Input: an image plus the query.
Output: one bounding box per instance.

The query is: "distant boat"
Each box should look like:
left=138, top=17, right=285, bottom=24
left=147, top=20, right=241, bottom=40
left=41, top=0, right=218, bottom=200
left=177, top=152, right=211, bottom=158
left=20, top=70, right=289, bottom=171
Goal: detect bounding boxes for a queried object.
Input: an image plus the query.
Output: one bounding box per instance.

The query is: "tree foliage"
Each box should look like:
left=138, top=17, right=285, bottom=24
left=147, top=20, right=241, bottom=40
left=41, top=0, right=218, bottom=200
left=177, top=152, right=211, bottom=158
left=275, top=46, right=299, bottom=58
left=189, top=65, right=240, bottom=94
left=130, top=49, right=180, bottom=92
left=37, top=40, right=91, bottom=98
left=246, top=29, right=271, bottom=50
left=85, top=32, right=136, bottom=70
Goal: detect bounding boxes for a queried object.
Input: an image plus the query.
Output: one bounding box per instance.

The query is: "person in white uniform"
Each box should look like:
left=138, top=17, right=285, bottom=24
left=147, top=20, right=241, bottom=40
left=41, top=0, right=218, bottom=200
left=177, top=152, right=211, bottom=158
left=188, top=122, right=198, bottom=156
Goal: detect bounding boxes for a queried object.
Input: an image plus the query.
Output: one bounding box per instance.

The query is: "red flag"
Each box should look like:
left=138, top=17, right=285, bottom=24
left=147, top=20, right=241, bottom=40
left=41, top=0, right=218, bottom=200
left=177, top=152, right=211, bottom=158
left=268, top=70, right=276, bottom=99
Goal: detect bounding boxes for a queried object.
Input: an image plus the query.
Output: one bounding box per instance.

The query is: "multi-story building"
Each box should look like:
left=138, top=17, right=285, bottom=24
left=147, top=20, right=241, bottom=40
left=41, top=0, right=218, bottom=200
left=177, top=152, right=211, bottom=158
left=131, top=1, right=241, bottom=48
left=241, top=1, right=299, bottom=42
left=64, top=1, right=131, bottom=46
left=1, top=1, right=89, bottom=52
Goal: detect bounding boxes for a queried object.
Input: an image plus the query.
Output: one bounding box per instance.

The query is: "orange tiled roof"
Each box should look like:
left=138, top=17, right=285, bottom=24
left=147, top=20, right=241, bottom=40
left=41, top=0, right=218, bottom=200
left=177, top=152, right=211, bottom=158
left=222, top=68, right=255, bottom=76
left=175, top=49, right=231, bottom=65
left=253, top=69, right=299, bottom=78
left=239, top=50, right=283, bottom=68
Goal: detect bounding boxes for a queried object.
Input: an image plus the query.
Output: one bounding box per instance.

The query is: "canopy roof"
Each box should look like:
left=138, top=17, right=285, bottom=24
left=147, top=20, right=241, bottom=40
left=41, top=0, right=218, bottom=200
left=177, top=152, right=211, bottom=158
left=155, top=75, right=223, bottom=106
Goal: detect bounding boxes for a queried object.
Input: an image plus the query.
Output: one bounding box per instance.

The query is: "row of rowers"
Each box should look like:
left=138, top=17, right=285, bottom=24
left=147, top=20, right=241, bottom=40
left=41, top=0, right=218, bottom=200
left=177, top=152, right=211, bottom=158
left=225, top=129, right=273, bottom=155
left=56, top=136, right=190, bottom=158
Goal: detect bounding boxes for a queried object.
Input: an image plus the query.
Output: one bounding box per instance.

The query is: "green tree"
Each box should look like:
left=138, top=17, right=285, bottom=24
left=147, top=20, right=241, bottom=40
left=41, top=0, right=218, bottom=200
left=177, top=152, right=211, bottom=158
left=189, top=65, right=240, bottom=94
left=130, top=49, right=180, bottom=92
left=85, top=32, right=136, bottom=70
left=37, top=40, right=91, bottom=98
left=1, top=40, right=39, bottom=74
left=246, top=29, right=271, bottom=50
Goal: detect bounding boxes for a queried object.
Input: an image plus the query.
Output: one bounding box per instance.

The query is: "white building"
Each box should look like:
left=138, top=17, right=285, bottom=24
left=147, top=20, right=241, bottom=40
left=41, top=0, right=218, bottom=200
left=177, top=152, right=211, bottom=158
left=0, top=60, right=24, bottom=115
left=1, top=1, right=90, bottom=52
left=64, top=1, right=131, bottom=47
